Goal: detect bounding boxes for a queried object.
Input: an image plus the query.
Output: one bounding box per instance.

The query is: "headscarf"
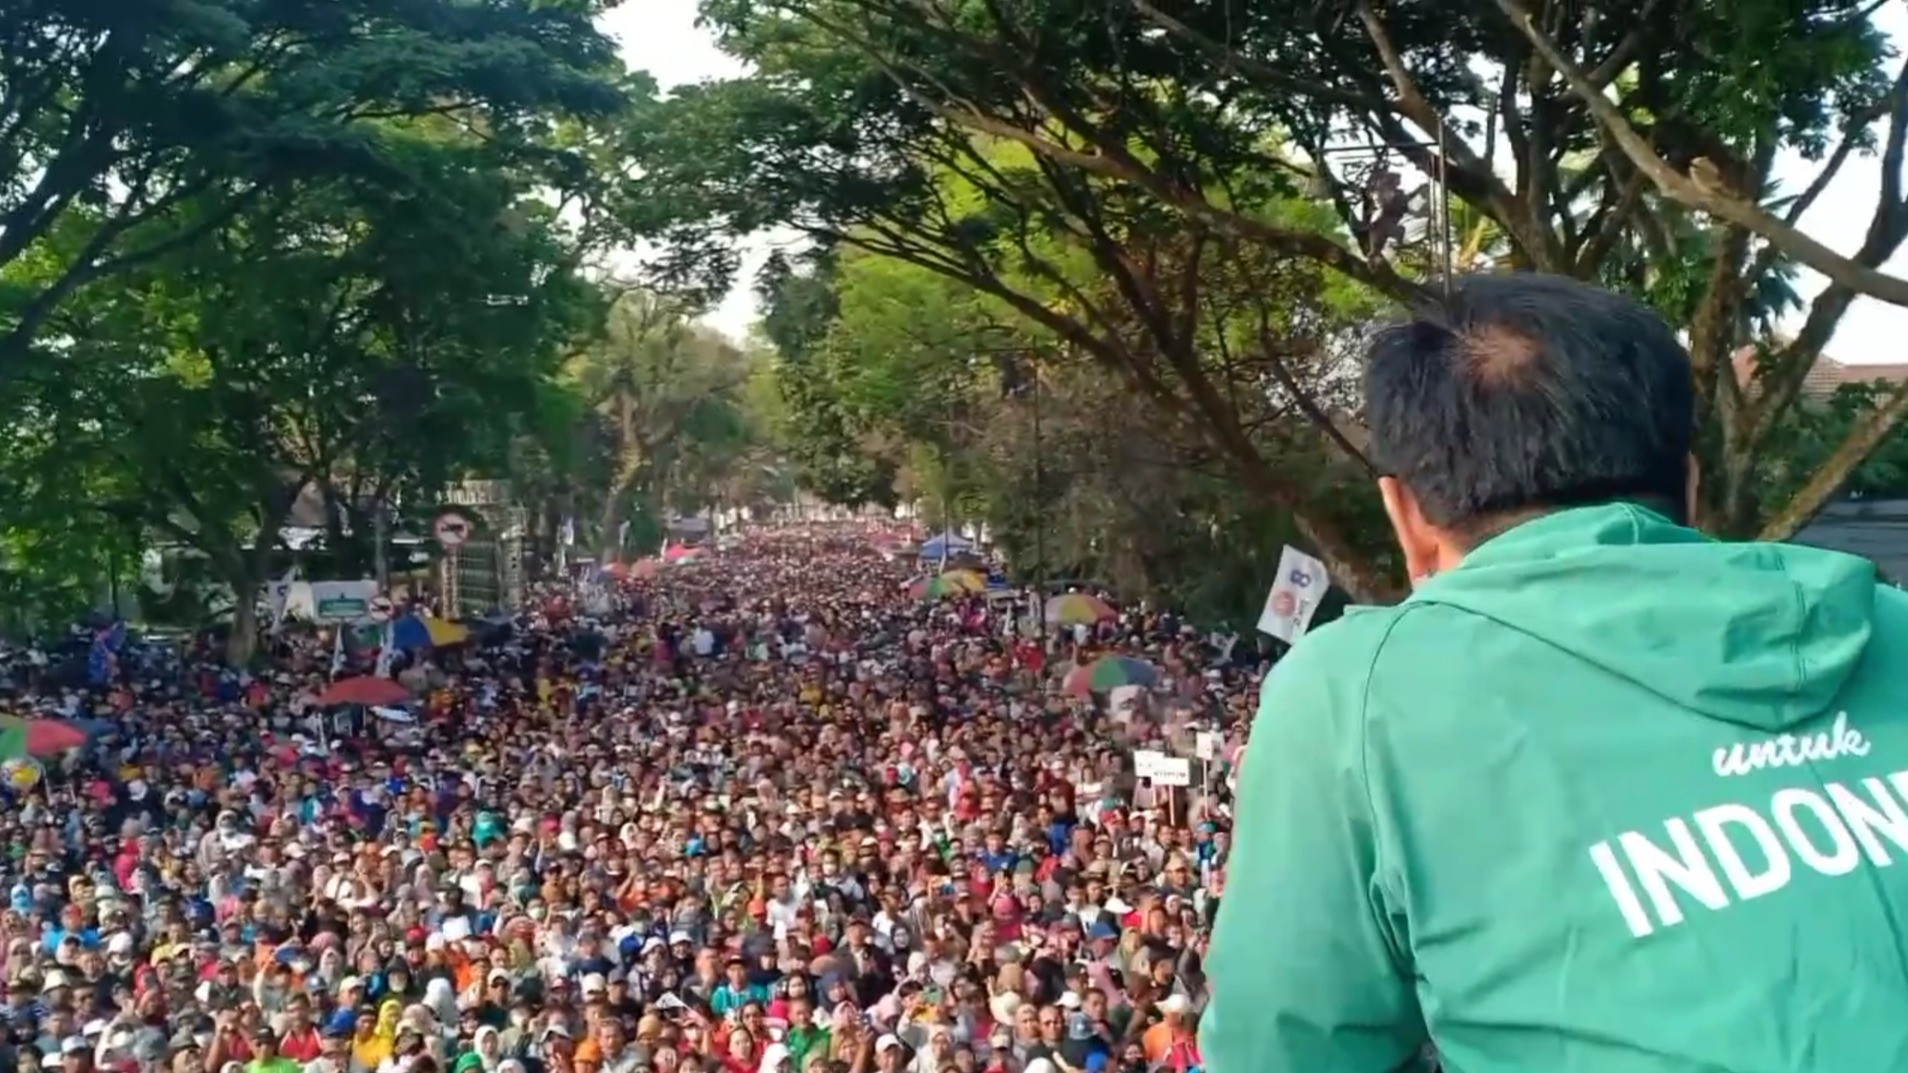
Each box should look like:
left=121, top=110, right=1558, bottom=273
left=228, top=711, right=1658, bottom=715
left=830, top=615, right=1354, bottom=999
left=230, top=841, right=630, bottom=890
left=354, top=998, right=402, bottom=1069
left=425, top=976, right=460, bottom=1027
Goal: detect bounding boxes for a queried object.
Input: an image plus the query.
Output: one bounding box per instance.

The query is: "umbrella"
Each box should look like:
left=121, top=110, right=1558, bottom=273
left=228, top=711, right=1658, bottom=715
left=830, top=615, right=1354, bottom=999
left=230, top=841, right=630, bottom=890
left=0, top=717, right=89, bottom=759
left=911, top=570, right=986, bottom=600
left=1062, top=656, right=1159, bottom=696
left=390, top=614, right=469, bottom=650
left=1045, top=593, right=1116, bottom=626
left=316, top=676, right=410, bottom=707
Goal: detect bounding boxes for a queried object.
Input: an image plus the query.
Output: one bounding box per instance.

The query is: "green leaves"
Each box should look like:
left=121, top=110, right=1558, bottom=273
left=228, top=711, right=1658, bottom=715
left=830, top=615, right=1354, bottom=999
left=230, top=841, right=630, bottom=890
left=0, top=0, right=625, bottom=374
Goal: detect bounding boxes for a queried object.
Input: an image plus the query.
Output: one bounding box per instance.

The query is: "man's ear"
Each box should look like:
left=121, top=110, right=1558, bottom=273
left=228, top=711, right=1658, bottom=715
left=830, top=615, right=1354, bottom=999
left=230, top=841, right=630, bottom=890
left=1377, top=477, right=1438, bottom=586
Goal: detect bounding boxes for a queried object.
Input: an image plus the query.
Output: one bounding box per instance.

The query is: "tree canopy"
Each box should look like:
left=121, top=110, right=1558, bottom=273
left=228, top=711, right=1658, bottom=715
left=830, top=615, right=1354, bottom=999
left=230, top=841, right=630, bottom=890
left=0, top=0, right=797, bottom=648
left=625, top=0, right=1908, bottom=600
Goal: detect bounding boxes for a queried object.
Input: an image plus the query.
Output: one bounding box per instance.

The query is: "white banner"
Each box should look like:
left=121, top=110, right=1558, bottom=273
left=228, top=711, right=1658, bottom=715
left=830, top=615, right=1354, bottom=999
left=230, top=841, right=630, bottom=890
left=1195, top=731, right=1221, bottom=762
left=1133, top=749, right=1168, bottom=780
left=1152, top=756, right=1193, bottom=787
left=1255, top=545, right=1329, bottom=643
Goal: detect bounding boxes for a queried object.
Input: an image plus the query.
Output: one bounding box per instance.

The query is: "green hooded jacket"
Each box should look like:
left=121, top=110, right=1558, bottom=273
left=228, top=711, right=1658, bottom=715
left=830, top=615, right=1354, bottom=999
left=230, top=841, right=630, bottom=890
left=1201, top=503, right=1908, bottom=1073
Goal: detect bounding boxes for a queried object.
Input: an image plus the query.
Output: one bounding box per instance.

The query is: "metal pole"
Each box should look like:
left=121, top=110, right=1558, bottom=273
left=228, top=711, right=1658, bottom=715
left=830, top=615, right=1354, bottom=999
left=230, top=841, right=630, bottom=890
left=373, top=500, right=389, bottom=591
left=1435, top=123, right=1453, bottom=296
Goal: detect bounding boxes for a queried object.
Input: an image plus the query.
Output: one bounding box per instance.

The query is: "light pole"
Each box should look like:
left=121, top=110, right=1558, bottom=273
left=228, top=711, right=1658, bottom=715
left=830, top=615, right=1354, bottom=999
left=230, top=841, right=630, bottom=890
left=373, top=500, right=389, bottom=591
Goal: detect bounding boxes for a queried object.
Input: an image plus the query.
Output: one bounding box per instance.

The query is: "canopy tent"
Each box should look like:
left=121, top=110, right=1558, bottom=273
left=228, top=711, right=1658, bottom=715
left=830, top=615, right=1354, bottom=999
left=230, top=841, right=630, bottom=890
left=918, top=532, right=975, bottom=560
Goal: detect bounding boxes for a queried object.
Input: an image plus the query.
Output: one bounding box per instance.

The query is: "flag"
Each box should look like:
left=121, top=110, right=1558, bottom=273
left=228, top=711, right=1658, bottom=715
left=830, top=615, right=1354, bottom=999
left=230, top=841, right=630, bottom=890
left=329, top=627, right=347, bottom=677
left=87, top=623, right=125, bottom=686
left=560, top=517, right=576, bottom=546
left=1255, top=545, right=1329, bottom=643
left=616, top=520, right=630, bottom=550
left=373, top=620, right=396, bottom=678
left=268, top=567, right=299, bottom=632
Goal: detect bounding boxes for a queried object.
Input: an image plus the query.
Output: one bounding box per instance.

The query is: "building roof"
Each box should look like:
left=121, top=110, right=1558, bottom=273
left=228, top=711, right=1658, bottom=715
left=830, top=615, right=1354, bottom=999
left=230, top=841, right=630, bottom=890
left=1732, top=345, right=1908, bottom=400
left=1800, top=357, right=1908, bottom=398
left=1793, top=497, right=1908, bottom=582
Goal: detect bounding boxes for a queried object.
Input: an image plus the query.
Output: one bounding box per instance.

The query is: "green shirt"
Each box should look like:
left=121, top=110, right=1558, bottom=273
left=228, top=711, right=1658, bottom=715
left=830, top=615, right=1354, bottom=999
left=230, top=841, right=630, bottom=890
left=786, top=1024, right=832, bottom=1071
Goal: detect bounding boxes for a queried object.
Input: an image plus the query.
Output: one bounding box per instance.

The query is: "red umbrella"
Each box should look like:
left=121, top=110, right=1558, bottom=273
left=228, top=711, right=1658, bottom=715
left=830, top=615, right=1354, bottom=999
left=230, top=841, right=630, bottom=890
left=316, top=676, right=411, bottom=707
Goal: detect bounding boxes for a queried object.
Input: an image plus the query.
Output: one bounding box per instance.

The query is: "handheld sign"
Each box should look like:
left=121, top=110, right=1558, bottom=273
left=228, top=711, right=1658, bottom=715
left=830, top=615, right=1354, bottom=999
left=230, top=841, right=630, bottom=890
left=1256, top=545, right=1329, bottom=643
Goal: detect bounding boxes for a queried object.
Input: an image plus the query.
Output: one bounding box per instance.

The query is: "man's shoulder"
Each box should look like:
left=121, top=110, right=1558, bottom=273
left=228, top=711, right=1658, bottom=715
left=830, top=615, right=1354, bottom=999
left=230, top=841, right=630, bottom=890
left=1259, top=603, right=1424, bottom=708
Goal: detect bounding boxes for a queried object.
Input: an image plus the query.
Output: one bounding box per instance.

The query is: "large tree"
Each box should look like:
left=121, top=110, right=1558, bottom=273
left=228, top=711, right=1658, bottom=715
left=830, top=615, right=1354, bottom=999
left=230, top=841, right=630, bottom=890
left=0, top=148, right=592, bottom=660
left=629, top=0, right=1906, bottom=598
left=561, top=289, right=753, bottom=559
left=0, top=0, right=625, bottom=380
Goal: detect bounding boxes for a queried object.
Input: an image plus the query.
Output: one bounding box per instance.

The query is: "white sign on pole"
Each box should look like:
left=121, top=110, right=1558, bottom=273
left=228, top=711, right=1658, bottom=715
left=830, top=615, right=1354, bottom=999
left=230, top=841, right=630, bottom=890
left=1152, top=757, right=1193, bottom=787
left=1133, top=749, right=1167, bottom=781
left=1256, top=545, right=1330, bottom=643
left=1195, top=731, right=1221, bottom=762
left=309, top=580, right=380, bottom=624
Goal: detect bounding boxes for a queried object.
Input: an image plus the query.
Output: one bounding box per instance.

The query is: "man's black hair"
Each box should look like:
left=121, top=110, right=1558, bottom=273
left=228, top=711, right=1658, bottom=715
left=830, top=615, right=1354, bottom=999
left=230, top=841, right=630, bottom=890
left=1364, top=272, right=1694, bottom=543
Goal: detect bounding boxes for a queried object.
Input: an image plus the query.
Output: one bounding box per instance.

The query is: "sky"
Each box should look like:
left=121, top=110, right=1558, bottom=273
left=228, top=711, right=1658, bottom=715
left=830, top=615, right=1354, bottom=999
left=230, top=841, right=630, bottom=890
left=602, top=0, right=1908, bottom=363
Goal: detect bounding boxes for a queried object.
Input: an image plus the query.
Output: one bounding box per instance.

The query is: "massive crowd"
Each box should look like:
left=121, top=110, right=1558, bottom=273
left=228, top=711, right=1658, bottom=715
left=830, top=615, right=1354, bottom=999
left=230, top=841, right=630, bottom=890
left=0, top=527, right=1254, bottom=1073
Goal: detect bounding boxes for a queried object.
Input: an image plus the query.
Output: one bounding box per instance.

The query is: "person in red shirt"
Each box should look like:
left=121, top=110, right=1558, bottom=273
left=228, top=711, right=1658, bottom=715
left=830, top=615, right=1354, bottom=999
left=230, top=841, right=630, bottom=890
left=276, top=994, right=324, bottom=1063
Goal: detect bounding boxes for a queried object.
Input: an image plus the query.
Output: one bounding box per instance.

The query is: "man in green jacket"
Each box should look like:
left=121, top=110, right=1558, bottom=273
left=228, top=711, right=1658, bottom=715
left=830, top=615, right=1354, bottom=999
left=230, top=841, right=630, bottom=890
left=1201, top=272, right=1908, bottom=1073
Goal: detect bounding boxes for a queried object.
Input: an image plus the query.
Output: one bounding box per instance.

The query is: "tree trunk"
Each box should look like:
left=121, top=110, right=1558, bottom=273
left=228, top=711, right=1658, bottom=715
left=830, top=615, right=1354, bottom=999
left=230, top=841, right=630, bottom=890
left=596, top=488, right=627, bottom=562
left=1231, top=463, right=1401, bottom=605
left=225, top=594, right=260, bottom=667
left=319, top=481, right=352, bottom=571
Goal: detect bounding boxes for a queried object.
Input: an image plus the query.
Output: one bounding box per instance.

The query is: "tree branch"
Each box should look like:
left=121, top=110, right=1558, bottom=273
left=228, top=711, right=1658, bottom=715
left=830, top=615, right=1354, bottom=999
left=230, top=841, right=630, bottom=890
left=1492, top=0, right=1908, bottom=306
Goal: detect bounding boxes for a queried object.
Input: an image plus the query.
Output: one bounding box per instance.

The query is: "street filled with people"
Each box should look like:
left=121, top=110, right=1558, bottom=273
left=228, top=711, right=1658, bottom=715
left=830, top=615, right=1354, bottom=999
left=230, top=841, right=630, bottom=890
left=0, top=525, right=1254, bottom=1073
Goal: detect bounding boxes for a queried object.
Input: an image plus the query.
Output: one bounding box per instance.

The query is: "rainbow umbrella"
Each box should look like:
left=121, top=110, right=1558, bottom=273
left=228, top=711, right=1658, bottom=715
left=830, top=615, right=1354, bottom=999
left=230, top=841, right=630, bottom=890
left=1062, top=656, right=1158, bottom=696
left=911, top=570, right=986, bottom=600
left=1045, top=593, right=1116, bottom=626
left=0, top=717, right=89, bottom=760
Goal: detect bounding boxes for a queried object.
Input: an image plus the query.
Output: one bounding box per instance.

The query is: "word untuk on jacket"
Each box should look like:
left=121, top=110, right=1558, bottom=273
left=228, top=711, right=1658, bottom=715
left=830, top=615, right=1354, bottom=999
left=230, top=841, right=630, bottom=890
left=1588, top=771, right=1908, bottom=938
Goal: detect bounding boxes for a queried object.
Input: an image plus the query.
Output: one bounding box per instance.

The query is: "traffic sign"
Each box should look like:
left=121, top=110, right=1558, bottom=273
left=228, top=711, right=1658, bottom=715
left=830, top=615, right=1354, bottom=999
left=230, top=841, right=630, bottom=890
left=433, top=511, right=474, bottom=548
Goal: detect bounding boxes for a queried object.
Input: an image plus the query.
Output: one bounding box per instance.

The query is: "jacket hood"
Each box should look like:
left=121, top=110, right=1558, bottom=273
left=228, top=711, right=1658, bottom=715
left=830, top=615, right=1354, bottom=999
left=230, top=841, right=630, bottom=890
left=1403, top=503, right=1876, bottom=731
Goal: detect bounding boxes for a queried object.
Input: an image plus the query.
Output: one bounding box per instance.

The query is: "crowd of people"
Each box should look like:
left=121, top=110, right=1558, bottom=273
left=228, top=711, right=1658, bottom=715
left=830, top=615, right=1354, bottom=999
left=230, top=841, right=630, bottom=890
left=0, top=526, right=1254, bottom=1073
